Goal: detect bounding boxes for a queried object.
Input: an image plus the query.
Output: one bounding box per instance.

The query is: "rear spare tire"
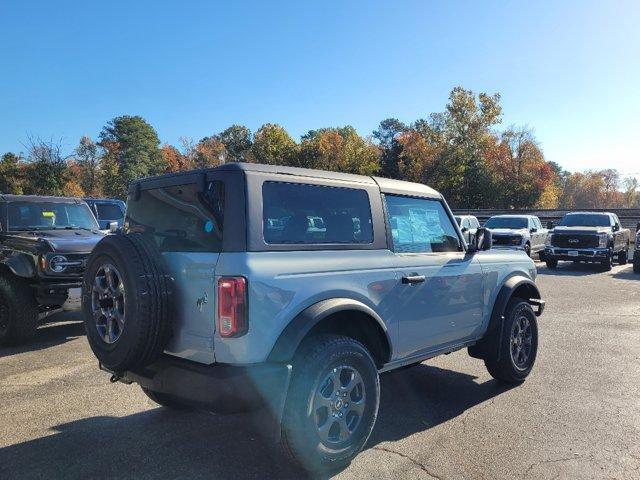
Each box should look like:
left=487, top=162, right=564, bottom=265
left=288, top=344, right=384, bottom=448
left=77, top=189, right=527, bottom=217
left=82, top=233, right=173, bottom=372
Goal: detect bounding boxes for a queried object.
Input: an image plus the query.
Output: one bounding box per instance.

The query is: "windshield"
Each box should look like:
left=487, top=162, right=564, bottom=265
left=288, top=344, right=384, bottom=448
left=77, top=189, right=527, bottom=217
left=485, top=217, right=528, bottom=229
left=558, top=214, right=611, bottom=227
left=7, top=201, right=99, bottom=231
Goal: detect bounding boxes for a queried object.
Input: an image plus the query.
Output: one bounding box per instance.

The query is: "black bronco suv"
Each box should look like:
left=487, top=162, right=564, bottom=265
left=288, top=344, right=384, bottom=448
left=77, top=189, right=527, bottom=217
left=544, top=211, right=630, bottom=271
left=0, top=195, right=104, bottom=344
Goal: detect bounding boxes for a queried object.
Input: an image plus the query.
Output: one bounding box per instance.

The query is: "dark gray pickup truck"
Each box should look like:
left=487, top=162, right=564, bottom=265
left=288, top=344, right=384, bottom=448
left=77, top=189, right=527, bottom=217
left=544, top=212, right=630, bottom=271
left=0, top=195, right=104, bottom=344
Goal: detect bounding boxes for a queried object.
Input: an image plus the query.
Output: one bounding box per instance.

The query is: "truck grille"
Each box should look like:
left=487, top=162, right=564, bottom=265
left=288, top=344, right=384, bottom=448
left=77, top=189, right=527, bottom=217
left=551, top=234, right=599, bottom=248
left=492, top=235, right=516, bottom=246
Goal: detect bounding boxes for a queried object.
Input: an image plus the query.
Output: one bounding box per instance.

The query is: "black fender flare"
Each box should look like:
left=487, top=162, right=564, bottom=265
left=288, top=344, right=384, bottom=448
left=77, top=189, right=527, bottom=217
left=267, top=297, right=392, bottom=364
left=469, top=276, right=543, bottom=361
left=0, top=253, right=35, bottom=278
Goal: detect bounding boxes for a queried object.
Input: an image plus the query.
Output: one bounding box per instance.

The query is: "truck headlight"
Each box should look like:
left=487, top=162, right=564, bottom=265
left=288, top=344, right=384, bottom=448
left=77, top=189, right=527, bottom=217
left=598, top=233, right=609, bottom=248
left=49, top=255, right=69, bottom=273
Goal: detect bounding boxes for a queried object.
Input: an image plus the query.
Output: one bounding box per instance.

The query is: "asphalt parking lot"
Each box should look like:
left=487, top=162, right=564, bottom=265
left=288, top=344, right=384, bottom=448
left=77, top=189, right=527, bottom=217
left=1, top=259, right=639, bottom=480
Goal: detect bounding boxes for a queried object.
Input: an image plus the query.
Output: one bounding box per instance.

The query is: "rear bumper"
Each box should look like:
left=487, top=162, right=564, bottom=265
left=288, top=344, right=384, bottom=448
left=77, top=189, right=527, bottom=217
left=544, top=247, right=609, bottom=262
left=102, top=355, right=292, bottom=415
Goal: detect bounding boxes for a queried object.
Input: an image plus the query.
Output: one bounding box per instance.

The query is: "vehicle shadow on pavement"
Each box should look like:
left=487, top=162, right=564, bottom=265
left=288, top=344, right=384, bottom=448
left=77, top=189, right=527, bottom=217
left=612, top=265, right=639, bottom=280
left=537, top=263, right=608, bottom=276
left=0, top=319, right=84, bottom=358
left=369, top=364, right=514, bottom=446
left=0, top=364, right=512, bottom=480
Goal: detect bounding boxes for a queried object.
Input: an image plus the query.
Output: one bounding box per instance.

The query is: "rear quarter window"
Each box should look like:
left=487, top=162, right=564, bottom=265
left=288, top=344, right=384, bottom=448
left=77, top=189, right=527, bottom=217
left=96, top=203, right=124, bottom=220
left=262, top=182, right=373, bottom=245
left=125, top=181, right=224, bottom=252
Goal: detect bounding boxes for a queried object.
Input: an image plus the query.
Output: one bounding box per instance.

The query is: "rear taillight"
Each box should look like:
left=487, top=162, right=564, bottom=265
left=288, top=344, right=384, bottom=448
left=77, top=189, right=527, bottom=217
left=217, top=277, right=247, bottom=337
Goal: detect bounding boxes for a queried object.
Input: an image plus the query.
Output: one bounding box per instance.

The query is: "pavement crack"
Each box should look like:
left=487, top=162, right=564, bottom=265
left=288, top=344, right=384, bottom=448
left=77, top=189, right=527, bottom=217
left=522, top=456, right=582, bottom=479
left=372, top=446, right=444, bottom=479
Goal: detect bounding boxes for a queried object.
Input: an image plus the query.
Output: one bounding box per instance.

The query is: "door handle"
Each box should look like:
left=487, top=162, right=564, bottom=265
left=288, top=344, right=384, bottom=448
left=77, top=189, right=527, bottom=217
left=402, top=275, right=426, bottom=285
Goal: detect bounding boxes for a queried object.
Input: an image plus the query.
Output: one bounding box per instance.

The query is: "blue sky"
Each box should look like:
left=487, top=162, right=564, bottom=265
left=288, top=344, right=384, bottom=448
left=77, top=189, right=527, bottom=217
left=1, top=1, right=639, bottom=177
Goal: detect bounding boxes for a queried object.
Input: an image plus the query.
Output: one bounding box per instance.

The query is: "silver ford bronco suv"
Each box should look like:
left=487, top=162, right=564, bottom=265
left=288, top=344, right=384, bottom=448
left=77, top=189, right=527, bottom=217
left=82, top=163, right=545, bottom=471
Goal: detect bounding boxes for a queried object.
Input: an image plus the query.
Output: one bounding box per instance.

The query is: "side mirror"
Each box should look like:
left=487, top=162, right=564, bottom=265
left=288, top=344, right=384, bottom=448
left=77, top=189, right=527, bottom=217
left=530, top=227, right=537, bottom=233
left=612, top=224, right=620, bottom=232
left=546, top=221, right=554, bottom=229
left=108, top=221, right=119, bottom=233
left=469, top=227, right=492, bottom=252
left=461, top=227, right=469, bottom=233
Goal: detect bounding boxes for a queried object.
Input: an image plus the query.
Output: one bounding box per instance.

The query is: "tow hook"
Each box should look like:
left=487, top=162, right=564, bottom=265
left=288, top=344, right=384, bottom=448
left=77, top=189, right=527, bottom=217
left=529, top=298, right=546, bottom=316
left=110, top=373, right=122, bottom=383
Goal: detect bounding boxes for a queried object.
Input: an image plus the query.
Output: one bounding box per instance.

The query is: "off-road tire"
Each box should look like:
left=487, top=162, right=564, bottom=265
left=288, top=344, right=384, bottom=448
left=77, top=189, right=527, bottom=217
left=82, top=233, right=173, bottom=372
left=618, top=247, right=628, bottom=265
left=484, top=299, right=538, bottom=384
left=601, top=252, right=613, bottom=271
left=0, top=274, right=39, bottom=345
left=142, top=387, right=191, bottom=410
left=545, top=258, right=558, bottom=269
left=281, top=335, right=380, bottom=472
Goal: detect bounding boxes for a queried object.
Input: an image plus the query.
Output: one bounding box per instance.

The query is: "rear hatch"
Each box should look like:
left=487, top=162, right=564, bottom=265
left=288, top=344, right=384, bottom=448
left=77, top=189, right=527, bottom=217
left=125, top=179, right=225, bottom=364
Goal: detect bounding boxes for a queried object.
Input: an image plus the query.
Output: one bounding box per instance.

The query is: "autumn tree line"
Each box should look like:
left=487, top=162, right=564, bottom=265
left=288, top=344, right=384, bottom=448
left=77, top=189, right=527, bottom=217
left=1, top=87, right=638, bottom=210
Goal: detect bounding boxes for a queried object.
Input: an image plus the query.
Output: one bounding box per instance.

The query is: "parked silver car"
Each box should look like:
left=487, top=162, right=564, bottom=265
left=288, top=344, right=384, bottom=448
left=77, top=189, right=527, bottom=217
left=485, top=214, right=548, bottom=258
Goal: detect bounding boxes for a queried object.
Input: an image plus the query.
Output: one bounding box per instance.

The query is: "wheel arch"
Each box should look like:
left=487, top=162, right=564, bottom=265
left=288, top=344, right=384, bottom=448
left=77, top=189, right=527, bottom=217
left=490, top=276, right=542, bottom=329
left=267, top=298, right=392, bottom=368
left=469, top=275, right=543, bottom=360
left=0, top=253, right=35, bottom=279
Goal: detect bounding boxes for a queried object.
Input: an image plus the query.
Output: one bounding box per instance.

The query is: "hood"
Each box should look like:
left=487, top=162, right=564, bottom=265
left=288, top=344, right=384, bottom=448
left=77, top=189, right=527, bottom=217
left=552, top=226, right=610, bottom=235
left=11, top=229, right=105, bottom=253
left=488, top=228, right=528, bottom=236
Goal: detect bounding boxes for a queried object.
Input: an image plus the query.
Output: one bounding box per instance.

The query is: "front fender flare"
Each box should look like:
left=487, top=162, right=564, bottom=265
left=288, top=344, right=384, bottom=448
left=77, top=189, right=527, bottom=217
left=0, top=252, right=36, bottom=278
left=267, top=298, right=392, bottom=363
left=469, top=275, right=542, bottom=361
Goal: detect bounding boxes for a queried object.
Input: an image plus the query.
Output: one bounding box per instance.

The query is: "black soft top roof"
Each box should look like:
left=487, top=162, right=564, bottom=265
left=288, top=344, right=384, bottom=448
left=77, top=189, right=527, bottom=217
left=132, top=162, right=442, bottom=198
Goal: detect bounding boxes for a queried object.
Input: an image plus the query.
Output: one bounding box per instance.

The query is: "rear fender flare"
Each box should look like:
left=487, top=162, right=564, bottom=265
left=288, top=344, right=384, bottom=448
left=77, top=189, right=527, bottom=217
left=267, top=298, right=392, bottom=364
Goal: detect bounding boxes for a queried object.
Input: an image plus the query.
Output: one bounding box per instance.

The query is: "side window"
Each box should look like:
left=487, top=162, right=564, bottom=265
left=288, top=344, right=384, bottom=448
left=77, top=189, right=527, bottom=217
left=472, top=217, right=480, bottom=228
left=126, top=181, right=225, bottom=252
left=535, top=217, right=542, bottom=229
left=96, top=203, right=124, bottom=220
left=384, top=195, right=462, bottom=253
left=462, top=218, right=470, bottom=228
left=262, top=182, right=373, bottom=245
